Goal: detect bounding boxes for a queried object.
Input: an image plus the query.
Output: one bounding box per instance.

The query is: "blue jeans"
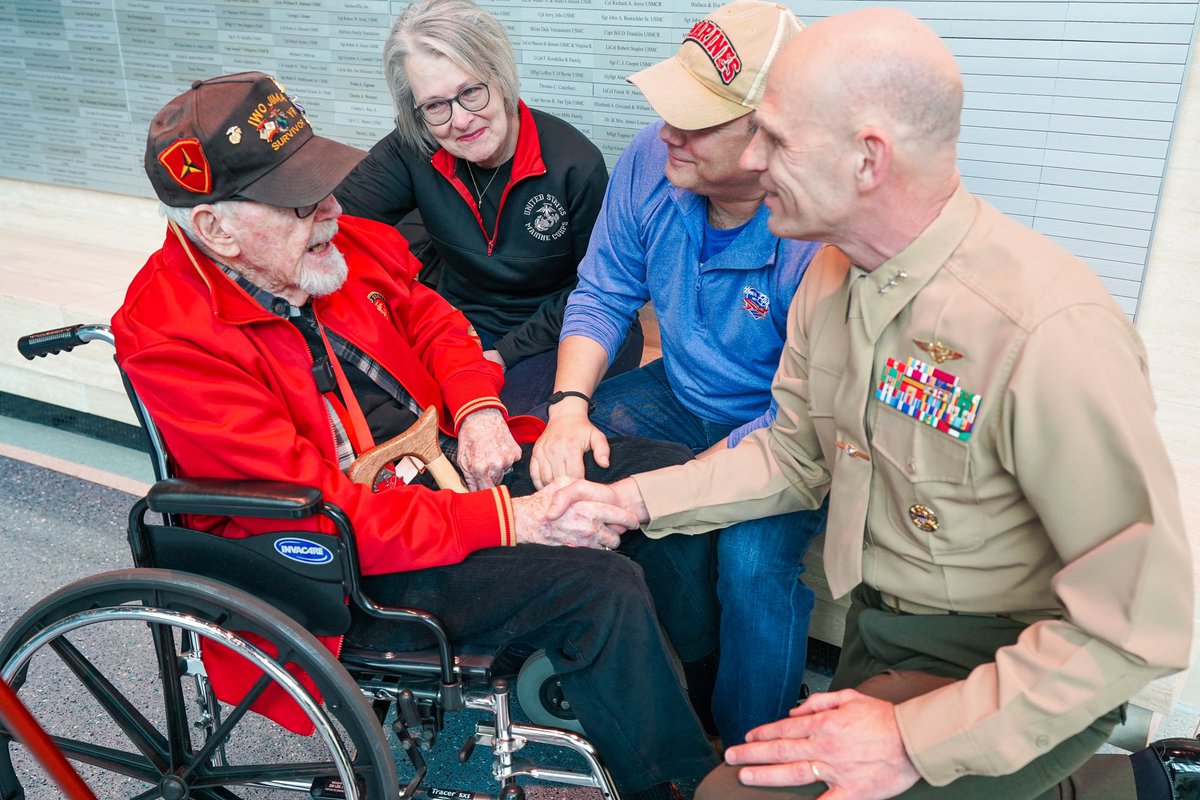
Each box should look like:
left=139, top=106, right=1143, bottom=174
left=590, top=359, right=827, bottom=745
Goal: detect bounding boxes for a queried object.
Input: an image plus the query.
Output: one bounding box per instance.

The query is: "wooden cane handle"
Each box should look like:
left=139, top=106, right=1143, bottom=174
left=425, top=454, right=469, bottom=493
left=347, top=406, right=467, bottom=491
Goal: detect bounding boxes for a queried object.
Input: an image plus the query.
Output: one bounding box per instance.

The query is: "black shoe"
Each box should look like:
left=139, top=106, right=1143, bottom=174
left=1146, top=738, right=1200, bottom=800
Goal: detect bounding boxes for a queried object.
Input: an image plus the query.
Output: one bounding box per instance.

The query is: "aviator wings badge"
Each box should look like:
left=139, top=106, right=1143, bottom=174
left=912, top=339, right=963, bottom=365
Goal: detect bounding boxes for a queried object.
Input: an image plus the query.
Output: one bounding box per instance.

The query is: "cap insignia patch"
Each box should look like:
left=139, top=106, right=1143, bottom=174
left=226, top=125, right=242, bottom=145
left=157, top=138, right=212, bottom=194
left=247, top=90, right=305, bottom=151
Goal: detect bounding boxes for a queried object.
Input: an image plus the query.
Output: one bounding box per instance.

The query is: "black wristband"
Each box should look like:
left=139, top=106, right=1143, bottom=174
left=547, top=390, right=596, bottom=413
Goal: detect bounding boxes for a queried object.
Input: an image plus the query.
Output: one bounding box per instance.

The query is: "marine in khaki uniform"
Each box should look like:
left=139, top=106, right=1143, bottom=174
left=552, top=6, right=1197, bottom=800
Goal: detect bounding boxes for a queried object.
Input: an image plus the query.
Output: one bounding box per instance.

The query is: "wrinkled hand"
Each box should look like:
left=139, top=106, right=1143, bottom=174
left=456, top=408, right=521, bottom=491
left=482, top=349, right=506, bottom=371
left=546, top=476, right=650, bottom=526
left=513, top=477, right=638, bottom=548
left=724, top=690, right=921, bottom=800
left=530, top=413, right=610, bottom=490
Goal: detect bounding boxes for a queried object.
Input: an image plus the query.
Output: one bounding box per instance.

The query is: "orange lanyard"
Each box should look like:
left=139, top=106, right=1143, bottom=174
left=314, top=321, right=375, bottom=456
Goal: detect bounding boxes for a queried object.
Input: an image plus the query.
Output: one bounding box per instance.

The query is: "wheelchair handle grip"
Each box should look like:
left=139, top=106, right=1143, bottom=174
left=18, top=324, right=114, bottom=360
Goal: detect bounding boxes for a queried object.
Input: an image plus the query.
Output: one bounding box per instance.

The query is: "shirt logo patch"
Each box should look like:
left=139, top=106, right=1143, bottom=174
left=523, top=193, right=569, bottom=242
left=742, top=286, right=769, bottom=320
left=367, top=291, right=390, bottom=321
left=876, top=356, right=982, bottom=441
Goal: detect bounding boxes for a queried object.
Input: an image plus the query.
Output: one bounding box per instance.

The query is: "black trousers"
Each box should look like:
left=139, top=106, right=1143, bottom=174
left=348, top=436, right=721, bottom=793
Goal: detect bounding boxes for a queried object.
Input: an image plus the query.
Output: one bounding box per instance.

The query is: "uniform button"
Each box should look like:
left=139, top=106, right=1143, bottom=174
left=907, top=458, right=917, bottom=474
left=1036, top=735, right=1050, bottom=749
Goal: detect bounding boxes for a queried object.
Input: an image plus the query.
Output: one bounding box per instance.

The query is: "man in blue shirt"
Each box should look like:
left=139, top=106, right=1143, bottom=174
left=530, top=0, right=828, bottom=746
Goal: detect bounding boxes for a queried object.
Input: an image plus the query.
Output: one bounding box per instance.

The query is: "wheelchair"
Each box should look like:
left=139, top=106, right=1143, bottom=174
left=3, top=323, right=620, bottom=800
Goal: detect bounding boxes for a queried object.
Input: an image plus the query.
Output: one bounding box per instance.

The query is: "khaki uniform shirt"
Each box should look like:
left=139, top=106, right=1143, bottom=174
left=635, top=185, right=1192, bottom=785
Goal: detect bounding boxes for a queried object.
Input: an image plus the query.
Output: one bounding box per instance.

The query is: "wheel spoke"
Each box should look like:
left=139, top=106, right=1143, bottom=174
left=48, top=734, right=161, bottom=782
left=180, top=671, right=274, bottom=779
left=148, top=619, right=195, bottom=769
left=193, top=760, right=340, bottom=786
left=47, top=634, right=169, bottom=770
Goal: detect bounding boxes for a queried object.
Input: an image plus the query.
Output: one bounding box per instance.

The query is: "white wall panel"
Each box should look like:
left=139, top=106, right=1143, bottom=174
left=0, top=0, right=1194, bottom=318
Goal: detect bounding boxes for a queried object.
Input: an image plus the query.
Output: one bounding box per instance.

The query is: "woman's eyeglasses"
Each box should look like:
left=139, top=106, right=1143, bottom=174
left=414, top=83, right=489, bottom=126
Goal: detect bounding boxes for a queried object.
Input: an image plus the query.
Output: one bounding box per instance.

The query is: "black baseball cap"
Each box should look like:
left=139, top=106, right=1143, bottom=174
left=145, top=71, right=364, bottom=208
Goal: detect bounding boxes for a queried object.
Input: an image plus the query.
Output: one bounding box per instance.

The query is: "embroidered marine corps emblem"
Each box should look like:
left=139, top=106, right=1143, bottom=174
left=157, top=138, right=212, bottom=194
left=909, top=504, right=939, bottom=532
left=523, top=193, right=569, bottom=242
left=226, top=126, right=242, bottom=145
left=367, top=291, right=390, bottom=321
left=742, top=286, right=769, bottom=320
left=912, top=339, right=964, bottom=365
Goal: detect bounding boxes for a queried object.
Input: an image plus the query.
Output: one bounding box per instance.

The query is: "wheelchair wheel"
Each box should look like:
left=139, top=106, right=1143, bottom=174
left=0, top=569, right=397, bottom=799
left=515, top=650, right=584, bottom=735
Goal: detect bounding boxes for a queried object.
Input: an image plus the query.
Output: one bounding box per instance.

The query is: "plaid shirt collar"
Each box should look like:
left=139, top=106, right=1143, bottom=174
left=218, top=265, right=299, bottom=318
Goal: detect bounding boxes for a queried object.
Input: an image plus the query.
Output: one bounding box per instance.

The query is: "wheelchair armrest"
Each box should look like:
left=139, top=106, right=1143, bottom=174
left=147, top=478, right=323, bottom=519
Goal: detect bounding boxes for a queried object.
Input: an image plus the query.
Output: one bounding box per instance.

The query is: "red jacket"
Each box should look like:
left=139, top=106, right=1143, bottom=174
left=114, top=216, right=544, bottom=733
left=114, top=215, right=542, bottom=576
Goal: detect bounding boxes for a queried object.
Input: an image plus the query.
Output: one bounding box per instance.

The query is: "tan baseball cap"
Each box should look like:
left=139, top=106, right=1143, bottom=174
left=628, top=1, right=801, bottom=130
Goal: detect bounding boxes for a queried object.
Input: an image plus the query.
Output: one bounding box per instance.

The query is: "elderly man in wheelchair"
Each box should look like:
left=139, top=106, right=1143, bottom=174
left=1, top=72, right=721, bottom=800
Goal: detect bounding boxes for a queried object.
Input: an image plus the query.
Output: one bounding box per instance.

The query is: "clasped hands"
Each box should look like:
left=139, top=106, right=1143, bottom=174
left=455, top=408, right=645, bottom=548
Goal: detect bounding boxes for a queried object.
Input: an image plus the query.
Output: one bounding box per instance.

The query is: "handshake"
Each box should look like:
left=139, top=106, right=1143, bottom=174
left=511, top=477, right=651, bottom=549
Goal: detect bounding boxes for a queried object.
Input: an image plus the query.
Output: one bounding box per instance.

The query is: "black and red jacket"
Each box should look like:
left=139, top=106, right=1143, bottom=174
left=336, top=102, right=608, bottom=366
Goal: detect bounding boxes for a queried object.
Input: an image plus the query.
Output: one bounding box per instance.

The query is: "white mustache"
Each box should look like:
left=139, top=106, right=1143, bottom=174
left=308, top=220, right=339, bottom=249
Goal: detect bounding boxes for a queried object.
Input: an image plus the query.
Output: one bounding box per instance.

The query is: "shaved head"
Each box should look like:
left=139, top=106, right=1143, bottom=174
left=741, top=7, right=964, bottom=266
left=789, top=7, right=962, bottom=155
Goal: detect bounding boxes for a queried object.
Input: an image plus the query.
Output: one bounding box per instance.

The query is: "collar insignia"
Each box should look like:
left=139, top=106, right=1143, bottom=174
left=912, top=339, right=963, bottom=364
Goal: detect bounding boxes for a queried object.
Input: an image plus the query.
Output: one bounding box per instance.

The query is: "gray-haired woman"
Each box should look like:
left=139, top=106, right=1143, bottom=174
left=337, top=0, right=642, bottom=414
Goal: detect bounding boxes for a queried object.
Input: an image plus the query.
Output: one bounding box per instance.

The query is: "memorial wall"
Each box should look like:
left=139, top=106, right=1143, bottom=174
left=1, top=0, right=1196, bottom=317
